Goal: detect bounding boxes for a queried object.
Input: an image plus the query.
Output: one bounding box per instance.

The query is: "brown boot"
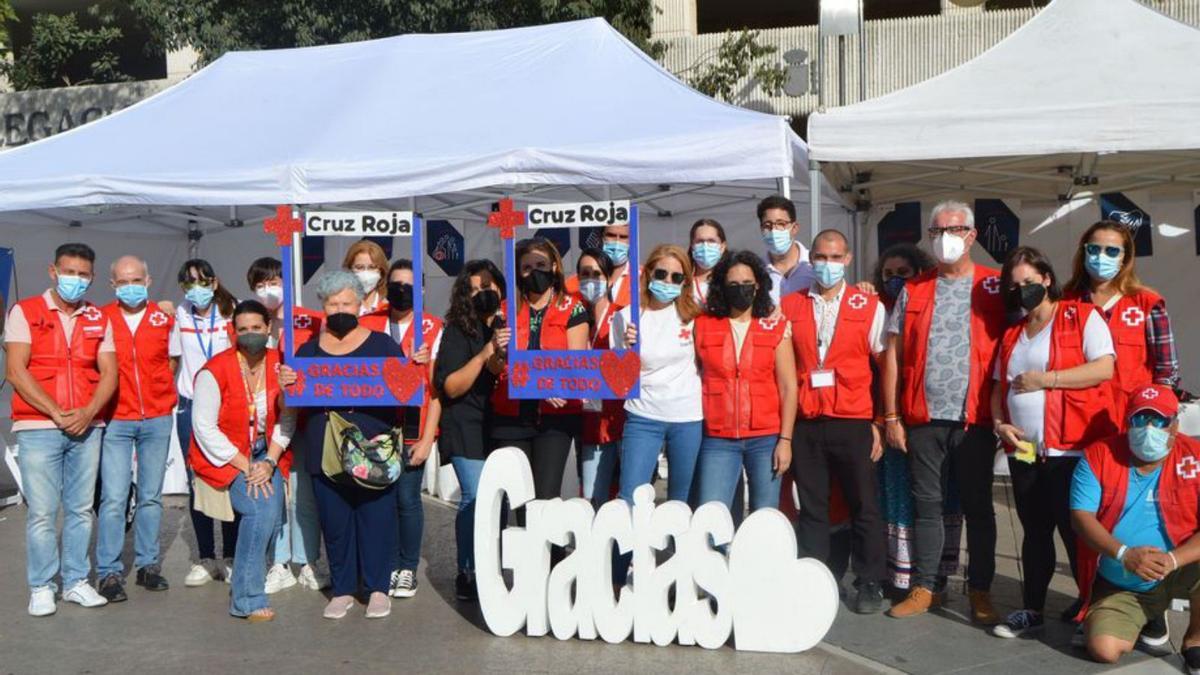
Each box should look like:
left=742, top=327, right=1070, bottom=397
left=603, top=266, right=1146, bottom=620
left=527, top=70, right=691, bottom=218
left=888, top=587, right=934, bottom=618
left=969, top=589, right=1000, bottom=625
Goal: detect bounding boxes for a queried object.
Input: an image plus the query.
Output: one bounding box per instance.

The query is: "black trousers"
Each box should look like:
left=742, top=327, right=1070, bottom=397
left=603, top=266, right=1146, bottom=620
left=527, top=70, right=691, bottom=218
left=908, top=422, right=996, bottom=591
left=503, top=427, right=576, bottom=501
left=1008, top=455, right=1080, bottom=611
left=793, top=417, right=886, bottom=584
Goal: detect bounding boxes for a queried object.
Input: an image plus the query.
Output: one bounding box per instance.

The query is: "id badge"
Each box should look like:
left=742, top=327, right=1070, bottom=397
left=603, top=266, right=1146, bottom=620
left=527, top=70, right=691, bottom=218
left=810, top=369, right=835, bottom=388
left=582, top=399, right=603, bottom=413
left=1014, top=440, right=1036, bottom=464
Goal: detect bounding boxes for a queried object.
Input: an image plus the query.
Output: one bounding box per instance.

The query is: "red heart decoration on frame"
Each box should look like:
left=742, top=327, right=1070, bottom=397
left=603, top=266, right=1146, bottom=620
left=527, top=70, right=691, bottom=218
left=382, top=357, right=423, bottom=403
left=286, top=370, right=306, bottom=397
left=599, top=351, right=640, bottom=398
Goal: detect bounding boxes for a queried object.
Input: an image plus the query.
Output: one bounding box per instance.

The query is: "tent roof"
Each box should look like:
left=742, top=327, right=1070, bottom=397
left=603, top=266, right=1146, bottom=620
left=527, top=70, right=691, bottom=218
left=0, top=18, right=840, bottom=221
left=807, top=0, right=1200, bottom=205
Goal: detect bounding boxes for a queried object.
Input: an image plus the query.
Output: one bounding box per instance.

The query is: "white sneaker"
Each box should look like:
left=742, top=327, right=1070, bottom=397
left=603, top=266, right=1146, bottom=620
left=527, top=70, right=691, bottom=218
left=264, top=564, right=297, bottom=594
left=185, top=561, right=214, bottom=587
left=28, top=587, right=56, bottom=617
left=222, top=558, right=233, bottom=584
left=63, top=582, right=108, bottom=608
left=297, top=564, right=330, bottom=591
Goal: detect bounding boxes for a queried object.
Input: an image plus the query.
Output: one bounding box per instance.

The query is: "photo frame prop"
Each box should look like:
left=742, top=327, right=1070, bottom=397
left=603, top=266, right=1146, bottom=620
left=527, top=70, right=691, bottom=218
left=272, top=205, right=426, bottom=407
left=497, top=200, right=641, bottom=400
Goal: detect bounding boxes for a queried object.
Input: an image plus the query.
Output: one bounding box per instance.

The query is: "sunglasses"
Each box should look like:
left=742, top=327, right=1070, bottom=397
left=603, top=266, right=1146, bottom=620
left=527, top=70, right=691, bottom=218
left=1130, top=412, right=1172, bottom=429
left=183, top=279, right=214, bottom=289
left=651, top=269, right=686, bottom=284
left=1084, top=243, right=1123, bottom=259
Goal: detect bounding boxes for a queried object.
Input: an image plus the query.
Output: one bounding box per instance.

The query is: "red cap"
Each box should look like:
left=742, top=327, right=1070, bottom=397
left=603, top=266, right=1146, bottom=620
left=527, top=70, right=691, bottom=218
left=1127, top=384, right=1179, bottom=422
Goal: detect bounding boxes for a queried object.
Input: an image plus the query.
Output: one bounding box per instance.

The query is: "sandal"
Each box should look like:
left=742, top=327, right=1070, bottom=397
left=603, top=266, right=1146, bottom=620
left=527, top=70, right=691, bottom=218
left=246, top=607, right=275, bottom=623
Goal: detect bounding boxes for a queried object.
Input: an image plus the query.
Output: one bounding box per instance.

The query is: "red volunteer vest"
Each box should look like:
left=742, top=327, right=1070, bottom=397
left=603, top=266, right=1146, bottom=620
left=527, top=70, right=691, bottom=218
left=12, top=295, right=110, bottom=421
left=187, top=348, right=291, bottom=488
left=582, top=309, right=626, bottom=445
left=900, top=266, right=1006, bottom=426
left=395, top=314, right=443, bottom=439
left=1073, top=434, right=1200, bottom=620
left=286, top=306, right=325, bottom=354
left=103, top=302, right=178, bottom=420
left=492, top=294, right=584, bottom=417
left=695, top=313, right=787, bottom=439
left=782, top=288, right=879, bottom=421
left=998, top=300, right=1117, bottom=453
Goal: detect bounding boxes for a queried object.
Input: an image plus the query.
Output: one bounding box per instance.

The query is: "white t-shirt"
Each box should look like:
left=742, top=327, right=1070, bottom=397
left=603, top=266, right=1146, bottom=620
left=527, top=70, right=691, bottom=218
left=122, top=308, right=146, bottom=334
left=612, top=305, right=702, bottom=423
left=994, top=310, right=1115, bottom=457
left=170, top=301, right=235, bottom=400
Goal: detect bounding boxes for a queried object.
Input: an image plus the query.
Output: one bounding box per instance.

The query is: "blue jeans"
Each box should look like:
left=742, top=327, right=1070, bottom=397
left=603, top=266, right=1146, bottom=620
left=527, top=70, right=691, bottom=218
left=450, top=456, right=485, bottom=573
left=228, top=447, right=283, bottom=617
left=96, top=415, right=173, bottom=577
left=580, top=441, right=620, bottom=508
left=695, top=434, right=781, bottom=514
left=272, top=444, right=321, bottom=566
left=18, top=427, right=103, bottom=591
left=618, top=412, right=702, bottom=506
left=394, top=460, right=425, bottom=572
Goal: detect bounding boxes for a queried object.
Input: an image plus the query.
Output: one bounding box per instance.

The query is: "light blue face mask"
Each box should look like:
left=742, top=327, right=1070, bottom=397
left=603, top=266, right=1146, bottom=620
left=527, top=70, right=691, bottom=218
left=602, top=241, right=629, bottom=267
left=55, top=274, right=90, bottom=302
left=762, top=229, right=793, bottom=256
left=649, top=279, right=682, bottom=303
left=1128, top=424, right=1171, bottom=463
left=580, top=278, right=608, bottom=304
left=812, top=261, right=846, bottom=289
left=115, top=284, right=148, bottom=307
left=185, top=286, right=214, bottom=309
left=691, top=242, right=723, bottom=270
left=1085, top=252, right=1121, bottom=281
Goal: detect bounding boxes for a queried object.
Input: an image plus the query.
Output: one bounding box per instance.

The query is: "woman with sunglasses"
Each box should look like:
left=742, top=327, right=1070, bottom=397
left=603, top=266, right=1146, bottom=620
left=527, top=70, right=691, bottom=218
left=688, top=218, right=727, bottom=304
left=170, top=259, right=240, bottom=587
left=989, top=246, right=1117, bottom=639
left=574, top=248, right=625, bottom=507
left=490, top=238, right=589, bottom=504
left=1064, top=221, right=1179, bottom=422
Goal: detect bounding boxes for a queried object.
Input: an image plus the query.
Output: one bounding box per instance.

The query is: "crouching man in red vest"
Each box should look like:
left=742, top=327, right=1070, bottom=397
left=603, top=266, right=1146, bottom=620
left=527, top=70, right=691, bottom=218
left=6, top=243, right=118, bottom=616
left=1072, top=385, right=1200, bottom=668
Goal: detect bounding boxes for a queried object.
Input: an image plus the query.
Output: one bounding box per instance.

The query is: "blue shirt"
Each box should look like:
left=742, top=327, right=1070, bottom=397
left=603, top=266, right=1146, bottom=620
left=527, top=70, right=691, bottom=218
left=1070, top=458, right=1172, bottom=591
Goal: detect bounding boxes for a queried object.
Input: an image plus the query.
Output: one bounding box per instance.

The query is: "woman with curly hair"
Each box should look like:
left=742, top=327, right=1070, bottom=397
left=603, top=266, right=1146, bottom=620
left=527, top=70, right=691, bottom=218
left=693, top=250, right=796, bottom=513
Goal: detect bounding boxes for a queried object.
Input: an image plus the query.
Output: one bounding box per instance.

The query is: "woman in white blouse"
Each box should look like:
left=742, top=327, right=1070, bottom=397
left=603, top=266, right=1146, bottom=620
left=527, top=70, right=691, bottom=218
left=189, top=300, right=294, bottom=622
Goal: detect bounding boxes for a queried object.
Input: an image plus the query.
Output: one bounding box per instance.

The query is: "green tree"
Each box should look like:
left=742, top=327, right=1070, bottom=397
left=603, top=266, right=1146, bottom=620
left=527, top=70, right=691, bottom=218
left=0, top=0, right=16, bottom=52
left=685, top=30, right=787, bottom=104
left=1, top=3, right=131, bottom=90
left=131, top=0, right=663, bottom=66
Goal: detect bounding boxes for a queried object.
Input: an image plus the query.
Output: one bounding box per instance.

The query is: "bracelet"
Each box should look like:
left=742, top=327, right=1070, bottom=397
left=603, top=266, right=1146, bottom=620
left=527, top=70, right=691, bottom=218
left=778, top=436, right=792, bottom=442
left=265, top=456, right=278, bottom=469
left=883, top=413, right=900, bottom=421
left=1169, top=551, right=1179, bottom=571
left=1116, top=544, right=1128, bottom=562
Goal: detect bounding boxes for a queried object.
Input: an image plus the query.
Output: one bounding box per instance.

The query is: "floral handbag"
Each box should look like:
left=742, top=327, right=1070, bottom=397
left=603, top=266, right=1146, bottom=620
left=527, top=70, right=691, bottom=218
left=322, top=411, right=404, bottom=490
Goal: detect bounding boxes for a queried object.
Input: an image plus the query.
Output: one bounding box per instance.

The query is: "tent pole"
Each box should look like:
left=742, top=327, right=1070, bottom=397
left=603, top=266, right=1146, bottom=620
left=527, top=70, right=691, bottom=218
left=290, top=205, right=302, bottom=305
left=778, top=176, right=791, bottom=199
left=187, top=219, right=201, bottom=258
left=809, top=160, right=822, bottom=244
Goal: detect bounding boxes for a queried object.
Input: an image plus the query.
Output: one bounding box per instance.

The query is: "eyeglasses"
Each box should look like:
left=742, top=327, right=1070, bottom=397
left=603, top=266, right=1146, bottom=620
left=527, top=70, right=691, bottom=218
left=577, top=269, right=604, bottom=281
left=1130, top=412, right=1172, bottom=429
left=760, top=220, right=793, bottom=232
left=651, top=269, right=686, bottom=284
left=927, top=226, right=972, bottom=237
left=1084, top=243, right=1123, bottom=259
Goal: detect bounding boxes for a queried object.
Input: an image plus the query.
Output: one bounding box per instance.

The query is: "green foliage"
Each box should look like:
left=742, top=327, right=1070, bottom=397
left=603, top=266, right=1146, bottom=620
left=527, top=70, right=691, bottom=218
left=687, top=30, right=787, bottom=103
left=0, top=0, right=16, bottom=52
left=130, top=0, right=664, bottom=65
left=1, top=3, right=131, bottom=90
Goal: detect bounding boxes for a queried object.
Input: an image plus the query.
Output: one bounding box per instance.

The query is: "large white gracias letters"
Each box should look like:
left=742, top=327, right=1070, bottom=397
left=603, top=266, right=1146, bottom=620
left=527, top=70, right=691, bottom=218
left=474, top=448, right=839, bottom=653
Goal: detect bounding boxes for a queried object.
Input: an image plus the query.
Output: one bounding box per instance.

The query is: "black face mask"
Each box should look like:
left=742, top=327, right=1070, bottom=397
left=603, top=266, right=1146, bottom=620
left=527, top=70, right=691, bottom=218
left=471, top=289, right=501, bottom=317
left=325, top=312, right=358, bottom=337
left=387, top=282, right=413, bottom=312
left=521, top=268, right=556, bottom=295
left=724, top=283, right=756, bottom=312
left=1007, top=283, right=1047, bottom=313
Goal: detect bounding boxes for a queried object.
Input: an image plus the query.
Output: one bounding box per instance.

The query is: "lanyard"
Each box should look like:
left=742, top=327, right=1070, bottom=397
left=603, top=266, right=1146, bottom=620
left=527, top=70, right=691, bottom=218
left=237, top=352, right=265, bottom=445
left=693, top=277, right=707, bottom=303
left=190, top=303, right=217, bottom=361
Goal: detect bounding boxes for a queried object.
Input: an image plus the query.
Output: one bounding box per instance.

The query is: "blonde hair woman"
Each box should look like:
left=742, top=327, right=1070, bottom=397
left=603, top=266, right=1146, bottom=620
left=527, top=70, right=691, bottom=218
left=342, top=240, right=389, bottom=315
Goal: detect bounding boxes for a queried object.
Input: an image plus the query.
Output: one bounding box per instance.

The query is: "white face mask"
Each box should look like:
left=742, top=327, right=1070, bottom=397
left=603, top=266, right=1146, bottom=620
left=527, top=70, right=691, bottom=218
left=355, top=269, right=381, bottom=293
left=255, top=284, right=284, bottom=310
left=933, top=233, right=967, bottom=265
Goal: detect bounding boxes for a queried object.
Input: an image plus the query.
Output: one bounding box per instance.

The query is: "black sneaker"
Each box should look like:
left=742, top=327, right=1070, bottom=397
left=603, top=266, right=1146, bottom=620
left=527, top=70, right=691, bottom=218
left=136, top=566, right=169, bottom=592
left=993, top=609, right=1044, bottom=638
left=389, top=569, right=418, bottom=599
left=852, top=582, right=885, bottom=614
left=1136, top=611, right=1171, bottom=655
left=97, top=575, right=127, bottom=603
left=455, top=572, right=477, bottom=602
left=1059, top=597, right=1084, bottom=623
left=1183, top=645, right=1200, bottom=675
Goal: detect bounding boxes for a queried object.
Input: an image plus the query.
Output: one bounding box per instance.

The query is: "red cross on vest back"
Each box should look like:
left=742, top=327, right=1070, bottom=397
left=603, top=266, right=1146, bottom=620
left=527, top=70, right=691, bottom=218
left=264, top=205, right=303, bottom=246
left=488, top=198, right=526, bottom=240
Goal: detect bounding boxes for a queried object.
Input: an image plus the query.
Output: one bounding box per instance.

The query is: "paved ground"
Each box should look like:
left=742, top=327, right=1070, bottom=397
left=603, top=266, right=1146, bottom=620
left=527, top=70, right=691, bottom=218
left=0, top=485, right=1189, bottom=674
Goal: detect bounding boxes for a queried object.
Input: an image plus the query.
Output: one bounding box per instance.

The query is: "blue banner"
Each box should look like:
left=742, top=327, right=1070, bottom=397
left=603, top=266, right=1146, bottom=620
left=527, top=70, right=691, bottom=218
left=301, top=236, right=324, bottom=283
left=974, top=199, right=1019, bottom=264
left=579, top=226, right=605, bottom=252
left=0, top=247, right=12, bottom=308
left=537, top=227, right=572, bottom=259
left=876, top=202, right=922, bottom=255
left=1099, top=192, right=1153, bottom=257
left=427, top=219, right=464, bottom=276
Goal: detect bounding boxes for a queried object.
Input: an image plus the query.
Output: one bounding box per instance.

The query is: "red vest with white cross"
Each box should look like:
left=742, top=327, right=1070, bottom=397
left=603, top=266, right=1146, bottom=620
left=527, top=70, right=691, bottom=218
left=102, top=302, right=177, bottom=420
left=11, top=295, right=110, bottom=421
left=782, top=288, right=879, bottom=421
left=695, top=313, right=788, bottom=438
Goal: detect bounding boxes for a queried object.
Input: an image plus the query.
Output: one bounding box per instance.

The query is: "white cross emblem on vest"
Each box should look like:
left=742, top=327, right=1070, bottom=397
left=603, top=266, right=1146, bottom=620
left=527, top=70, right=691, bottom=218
left=148, top=311, right=168, bottom=327
left=1122, top=306, right=1145, bottom=327
left=294, top=314, right=312, bottom=329
left=557, top=296, right=573, bottom=312
left=847, top=293, right=867, bottom=310
left=1141, top=387, right=1159, bottom=400
left=982, top=277, right=1001, bottom=295
left=81, top=306, right=102, bottom=322
left=758, top=316, right=781, bottom=331
left=1177, top=456, right=1200, bottom=480
left=1063, top=306, right=1077, bottom=321
left=422, top=318, right=434, bottom=334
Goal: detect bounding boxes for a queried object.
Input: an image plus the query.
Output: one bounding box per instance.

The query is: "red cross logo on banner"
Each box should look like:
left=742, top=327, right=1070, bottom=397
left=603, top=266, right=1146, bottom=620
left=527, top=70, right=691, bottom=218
left=1141, top=387, right=1159, bottom=400
left=487, top=198, right=525, bottom=240
left=982, top=277, right=1001, bottom=295
left=1122, top=307, right=1145, bottom=327
left=148, top=311, right=169, bottom=327
left=848, top=293, right=868, bottom=310
left=81, top=306, right=102, bottom=322
left=264, top=205, right=303, bottom=246
left=1178, top=456, right=1200, bottom=480
left=510, top=362, right=530, bottom=388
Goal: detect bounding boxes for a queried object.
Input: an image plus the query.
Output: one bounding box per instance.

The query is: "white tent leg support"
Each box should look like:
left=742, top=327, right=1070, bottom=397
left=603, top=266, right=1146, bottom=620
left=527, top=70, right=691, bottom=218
left=809, top=160, right=822, bottom=244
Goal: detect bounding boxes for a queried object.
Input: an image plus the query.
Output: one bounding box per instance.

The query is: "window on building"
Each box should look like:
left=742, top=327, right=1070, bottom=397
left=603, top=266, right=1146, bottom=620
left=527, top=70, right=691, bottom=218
left=984, top=0, right=1050, bottom=9
left=863, top=0, right=941, bottom=20
left=696, top=0, right=817, bottom=33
